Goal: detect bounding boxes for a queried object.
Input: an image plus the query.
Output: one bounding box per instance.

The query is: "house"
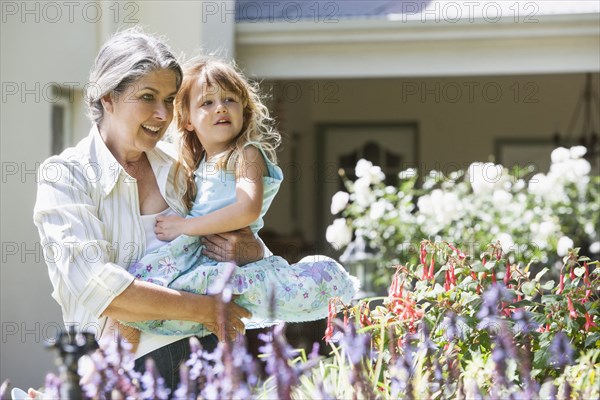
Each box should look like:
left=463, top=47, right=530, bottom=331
left=1, top=0, right=598, bottom=388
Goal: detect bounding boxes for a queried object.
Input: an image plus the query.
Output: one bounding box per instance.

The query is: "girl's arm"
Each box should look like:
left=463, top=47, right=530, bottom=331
left=155, top=146, right=267, bottom=240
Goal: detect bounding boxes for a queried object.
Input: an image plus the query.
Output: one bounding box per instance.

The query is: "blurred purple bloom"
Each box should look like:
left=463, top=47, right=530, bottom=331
left=512, top=309, right=539, bottom=335
left=549, top=332, right=574, bottom=369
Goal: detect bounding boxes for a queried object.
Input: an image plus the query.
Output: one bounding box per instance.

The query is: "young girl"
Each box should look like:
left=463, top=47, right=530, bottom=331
left=115, top=57, right=358, bottom=349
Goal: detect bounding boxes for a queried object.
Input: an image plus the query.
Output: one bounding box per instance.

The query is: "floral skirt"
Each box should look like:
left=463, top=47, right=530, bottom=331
left=125, top=234, right=359, bottom=336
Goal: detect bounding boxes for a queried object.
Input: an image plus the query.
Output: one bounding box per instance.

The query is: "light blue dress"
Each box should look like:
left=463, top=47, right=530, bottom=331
left=126, top=145, right=358, bottom=336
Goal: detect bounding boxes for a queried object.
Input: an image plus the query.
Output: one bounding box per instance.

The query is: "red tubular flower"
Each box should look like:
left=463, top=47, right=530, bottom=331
left=584, top=312, right=597, bottom=332
left=570, top=267, right=576, bottom=281
left=503, top=261, right=511, bottom=285
left=491, top=268, right=497, bottom=284
left=583, top=262, right=591, bottom=286
left=389, top=272, right=404, bottom=299
left=537, top=323, right=551, bottom=333
left=557, top=273, right=565, bottom=294
left=567, top=296, right=578, bottom=319
left=420, top=243, right=427, bottom=266
left=427, top=256, right=436, bottom=281
left=324, top=299, right=336, bottom=342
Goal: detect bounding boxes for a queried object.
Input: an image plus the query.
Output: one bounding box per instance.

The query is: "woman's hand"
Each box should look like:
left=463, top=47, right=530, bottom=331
left=155, top=214, right=187, bottom=241
left=202, top=295, right=252, bottom=341
left=201, top=227, right=264, bottom=265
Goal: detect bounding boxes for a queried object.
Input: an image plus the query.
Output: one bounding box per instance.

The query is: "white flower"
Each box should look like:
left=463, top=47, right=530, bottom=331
left=330, top=191, right=350, bottom=214
left=468, top=162, right=505, bottom=195
left=531, top=220, right=559, bottom=249
left=513, top=179, right=525, bottom=191
left=570, top=145, right=587, bottom=159
left=354, top=177, right=372, bottom=207
left=399, top=168, right=417, bottom=180
left=492, top=190, right=512, bottom=208
left=355, top=159, right=372, bottom=179
left=369, top=165, right=385, bottom=184
left=326, top=218, right=353, bottom=249
left=496, top=233, right=515, bottom=253
left=551, top=147, right=570, bottom=163
left=355, top=159, right=385, bottom=184
left=589, top=241, right=600, bottom=254
left=369, top=200, right=388, bottom=220
left=556, top=236, right=574, bottom=257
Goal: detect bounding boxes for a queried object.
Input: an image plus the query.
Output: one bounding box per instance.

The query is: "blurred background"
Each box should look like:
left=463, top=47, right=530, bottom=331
left=1, top=0, right=599, bottom=388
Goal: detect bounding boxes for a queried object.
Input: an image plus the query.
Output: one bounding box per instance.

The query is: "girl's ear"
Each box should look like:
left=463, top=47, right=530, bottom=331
left=101, top=93, right=114, bottom=114
left=185, top=119, right=194, bottom=132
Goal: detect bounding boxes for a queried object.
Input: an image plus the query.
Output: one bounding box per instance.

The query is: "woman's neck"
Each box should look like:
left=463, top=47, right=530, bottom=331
left=98, top=124, right=146, bottom=166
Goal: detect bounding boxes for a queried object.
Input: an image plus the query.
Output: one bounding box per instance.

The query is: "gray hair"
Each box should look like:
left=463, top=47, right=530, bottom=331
left=86, top=27, right=183, bottom=124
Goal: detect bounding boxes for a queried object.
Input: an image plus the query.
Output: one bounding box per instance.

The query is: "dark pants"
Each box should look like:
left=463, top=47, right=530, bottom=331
left=134, top=334, right=218, bottom=393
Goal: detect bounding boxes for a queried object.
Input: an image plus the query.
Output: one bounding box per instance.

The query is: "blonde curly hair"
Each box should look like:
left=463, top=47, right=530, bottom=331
left=174, top=56, right=281, bottom=210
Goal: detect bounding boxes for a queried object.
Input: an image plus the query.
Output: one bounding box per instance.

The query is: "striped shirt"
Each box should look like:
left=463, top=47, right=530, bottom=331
left=33, top=125, right=189, bottom=353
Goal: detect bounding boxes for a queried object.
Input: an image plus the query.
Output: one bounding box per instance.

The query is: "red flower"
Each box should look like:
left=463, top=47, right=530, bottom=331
left=427, top=256, right=436, bottom=281
left=583, top=262, right=591, bottom=286
left=503, top=261, right=511, bottom=285
left=567, top=296, right=578, bottom=319
left=557, top=273, right=565, bottom=295
left=420, top=242, right=427, bottom=266
left=324, top=298, right=337, bottom=342
left=389, top=272, right=404, bottom=299
left=584, top=312, right=597, bottom=332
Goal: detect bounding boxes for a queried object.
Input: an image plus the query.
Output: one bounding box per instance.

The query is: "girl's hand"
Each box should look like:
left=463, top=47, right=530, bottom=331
left=155, top=215, right=186, bottom=241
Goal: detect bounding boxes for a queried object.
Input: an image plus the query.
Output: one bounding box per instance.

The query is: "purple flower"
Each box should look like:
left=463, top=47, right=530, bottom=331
left=549, top=332, right=574, bottom=369
left=299, top=263, right=332, bottom=284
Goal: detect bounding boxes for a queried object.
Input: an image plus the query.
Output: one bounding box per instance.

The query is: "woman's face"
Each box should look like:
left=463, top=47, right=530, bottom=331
left=101, top=69, right=178, bottom=157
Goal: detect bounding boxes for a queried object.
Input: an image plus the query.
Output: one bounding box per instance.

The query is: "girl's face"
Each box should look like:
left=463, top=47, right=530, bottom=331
left=185, top=78, right=244, bottom=159
left=101, top=69, right=178, bottom=158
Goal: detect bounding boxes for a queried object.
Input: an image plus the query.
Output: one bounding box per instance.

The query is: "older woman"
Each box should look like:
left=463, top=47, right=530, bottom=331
left=33, top=28, right=259, bottom=390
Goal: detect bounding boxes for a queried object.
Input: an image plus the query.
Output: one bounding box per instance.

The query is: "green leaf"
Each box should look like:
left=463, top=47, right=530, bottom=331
left=535, top=267, right=549, bottom=281
left=485, top=260, right=497, bottom=271
left=540, top=280, right=556, bottom=291
left=522, top=281, right=537, bottom=296
left=471, top=261, right=486, bottom=272
left=574, top=267, right=586, bottom=277
left=585, top=333, right=600, bottom=347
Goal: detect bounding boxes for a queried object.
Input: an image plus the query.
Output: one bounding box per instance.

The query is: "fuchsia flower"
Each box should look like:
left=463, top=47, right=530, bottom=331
left=567, top=296, right=578, bottom=319
left=503, top=261, right=511, bottom=285
left=557, top=273, right=565, bottom=294
left=584, top=312, right=597, bottom=332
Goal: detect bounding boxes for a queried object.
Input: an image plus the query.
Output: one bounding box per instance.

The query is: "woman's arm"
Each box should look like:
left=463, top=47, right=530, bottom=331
left=155, top=146, right=267, bottom=240
left=103, top=280, right=250, bottom=340
left=33, top=155, right=251, bottom=340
